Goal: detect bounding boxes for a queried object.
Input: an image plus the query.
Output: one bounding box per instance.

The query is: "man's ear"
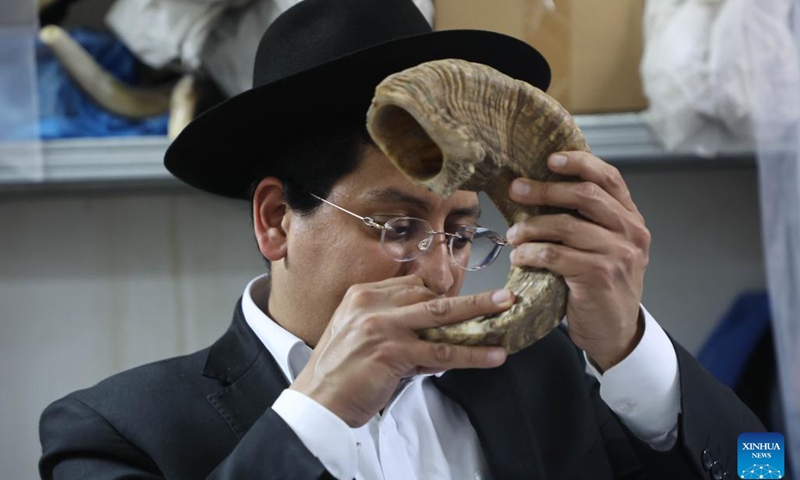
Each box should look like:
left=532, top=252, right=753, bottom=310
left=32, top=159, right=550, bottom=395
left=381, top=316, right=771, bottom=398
left=253, top=177, right=289, bottom=261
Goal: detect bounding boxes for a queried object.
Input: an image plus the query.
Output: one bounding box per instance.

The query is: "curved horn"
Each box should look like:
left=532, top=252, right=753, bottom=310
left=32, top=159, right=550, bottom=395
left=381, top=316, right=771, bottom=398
left=366, top=59, right=589, bottom=354
left=39, top=25, right=170, bottom=119
left=168, top=75, right=197, bottom=140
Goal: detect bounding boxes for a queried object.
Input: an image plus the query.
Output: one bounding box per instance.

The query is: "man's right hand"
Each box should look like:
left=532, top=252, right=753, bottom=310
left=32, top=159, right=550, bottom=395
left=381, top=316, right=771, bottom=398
left=290, top=275, right=514, bottom=427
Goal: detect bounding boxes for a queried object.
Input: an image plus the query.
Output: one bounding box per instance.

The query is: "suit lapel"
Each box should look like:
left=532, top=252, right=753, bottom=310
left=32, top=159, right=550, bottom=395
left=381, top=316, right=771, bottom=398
left=200, top=298, right=550, bottom=474
left=435, top=328, right=614, bottom=480
left=199, top=302, right=602, bottom=478
left=202, top=299, right=290, bottom=439
left=433, top=364, right=548, bottom=480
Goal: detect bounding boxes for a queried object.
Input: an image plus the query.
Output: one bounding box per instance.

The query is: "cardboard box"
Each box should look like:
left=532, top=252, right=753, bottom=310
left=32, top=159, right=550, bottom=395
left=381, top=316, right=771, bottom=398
left=433, top=0, right=648, bottom=113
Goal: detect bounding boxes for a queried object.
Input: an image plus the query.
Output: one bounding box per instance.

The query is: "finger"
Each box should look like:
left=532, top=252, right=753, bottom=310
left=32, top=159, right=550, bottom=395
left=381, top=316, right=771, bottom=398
left=343, top=281, right=435, bottom=313
left=546, top=151, right=640, bottom=215
left=506, top=213, right=616, bottom=252
left=509, top=178, right=630, bottom=232
left=344, top=275, right=427, bottom=304
left=509, top=242, right=599, bottom=278
left=509, top=241, right=645, bottom=288
left=413, top=341, right=507, bottom=371
left=400, top=289, right=516, bottom=330
left=384, top=284, right=440, bottom=306
left=368, top=274, right=426, bottom=289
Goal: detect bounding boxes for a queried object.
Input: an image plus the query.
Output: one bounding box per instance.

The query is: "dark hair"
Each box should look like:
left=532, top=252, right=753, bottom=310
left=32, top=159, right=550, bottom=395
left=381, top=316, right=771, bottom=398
left=248, top=121, right=376, bottom=268
left=248, top=121, right=376, bottom=212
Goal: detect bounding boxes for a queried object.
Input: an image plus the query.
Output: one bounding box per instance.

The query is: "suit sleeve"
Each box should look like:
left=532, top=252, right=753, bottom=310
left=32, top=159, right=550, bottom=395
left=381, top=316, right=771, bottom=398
left=39, top=396, right=163, bottom=480
left=593, top=338, right=767, bottom=480
left=206, top=408, right=338, bottom=480
left=39, top=395, right=337, bottom=480
left=585, top=306, right=681, bottom=450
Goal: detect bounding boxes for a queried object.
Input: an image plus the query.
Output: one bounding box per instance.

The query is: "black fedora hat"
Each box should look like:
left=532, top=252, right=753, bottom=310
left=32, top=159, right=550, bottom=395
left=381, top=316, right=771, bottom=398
left=165, top=0, right=551, bottom=199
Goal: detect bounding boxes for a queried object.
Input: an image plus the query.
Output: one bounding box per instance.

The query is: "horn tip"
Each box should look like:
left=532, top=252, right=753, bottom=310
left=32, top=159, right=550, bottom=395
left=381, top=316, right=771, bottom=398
left=39, top=24, right=64, bottom=44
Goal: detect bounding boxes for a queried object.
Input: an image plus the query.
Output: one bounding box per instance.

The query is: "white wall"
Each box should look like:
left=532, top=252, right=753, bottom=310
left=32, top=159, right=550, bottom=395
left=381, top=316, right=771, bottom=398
left=626, top=165, right=766, bottom=351
left=0, top=190, right=264, bottom=480
left=0, top=164, right=764, bottom=479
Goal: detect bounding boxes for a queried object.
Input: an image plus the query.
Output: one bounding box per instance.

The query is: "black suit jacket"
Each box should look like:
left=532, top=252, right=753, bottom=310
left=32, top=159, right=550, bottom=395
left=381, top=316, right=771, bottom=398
left=39, top=300, right=764, bottom=479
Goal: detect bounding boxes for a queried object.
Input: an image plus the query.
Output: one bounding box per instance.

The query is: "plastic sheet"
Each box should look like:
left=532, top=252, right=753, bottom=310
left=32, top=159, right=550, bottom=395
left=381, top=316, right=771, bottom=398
left=36, top=29, right=169, bottom=139
left=751, top=0, right=800, bottom=476
left=0, top=4, right=43, bottom=183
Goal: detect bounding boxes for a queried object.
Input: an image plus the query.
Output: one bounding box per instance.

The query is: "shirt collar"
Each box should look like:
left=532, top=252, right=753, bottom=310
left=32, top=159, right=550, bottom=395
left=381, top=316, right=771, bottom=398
left=242, top=274, right=312, bottom=383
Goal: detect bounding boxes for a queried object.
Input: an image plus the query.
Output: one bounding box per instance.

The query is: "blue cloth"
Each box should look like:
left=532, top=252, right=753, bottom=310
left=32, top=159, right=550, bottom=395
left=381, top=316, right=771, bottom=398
left=698, top=292, right=771, bottom=389
left=35, top=28, right=168, bottom=139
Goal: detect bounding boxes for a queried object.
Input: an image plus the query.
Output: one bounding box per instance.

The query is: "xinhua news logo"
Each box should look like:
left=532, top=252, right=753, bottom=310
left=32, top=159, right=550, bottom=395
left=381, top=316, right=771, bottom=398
left=738, top=432, right=785, bottom=479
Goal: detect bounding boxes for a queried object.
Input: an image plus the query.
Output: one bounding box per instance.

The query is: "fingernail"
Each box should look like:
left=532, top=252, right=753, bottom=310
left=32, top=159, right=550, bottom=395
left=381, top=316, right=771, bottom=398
left=492, top=289, right=512, bottom=304
left=506, top=225, right=518, bottom=242
left=511, top=179, right=530, bottom=196
left=549, top=154, right=567, bottom=168
left=488, top=349, right=507, bottom=365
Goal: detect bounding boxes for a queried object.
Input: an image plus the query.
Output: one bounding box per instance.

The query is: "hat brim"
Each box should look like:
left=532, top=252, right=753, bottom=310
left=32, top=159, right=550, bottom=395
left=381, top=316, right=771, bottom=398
left=165, top=29, right=551, bottom=199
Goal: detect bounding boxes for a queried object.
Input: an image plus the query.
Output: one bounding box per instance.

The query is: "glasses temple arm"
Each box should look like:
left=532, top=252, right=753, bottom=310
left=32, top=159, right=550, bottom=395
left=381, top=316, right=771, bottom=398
left=309, top=193, right=384, bottom=229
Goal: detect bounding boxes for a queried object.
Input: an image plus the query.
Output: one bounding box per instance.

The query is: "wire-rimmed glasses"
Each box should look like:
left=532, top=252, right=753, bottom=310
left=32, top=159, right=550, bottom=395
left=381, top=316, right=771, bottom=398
left=310, top=193, right=507, bottom=271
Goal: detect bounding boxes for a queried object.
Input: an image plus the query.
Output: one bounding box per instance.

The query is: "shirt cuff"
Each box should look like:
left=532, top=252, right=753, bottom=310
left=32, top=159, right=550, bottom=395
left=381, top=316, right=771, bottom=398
left=583, top=305, right=681, bottom=451
left=272, top=388, right=359, bottom=479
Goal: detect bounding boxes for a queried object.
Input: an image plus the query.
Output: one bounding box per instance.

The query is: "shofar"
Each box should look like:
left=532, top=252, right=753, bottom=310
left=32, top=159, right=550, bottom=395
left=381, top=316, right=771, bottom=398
left=366, top=59, right=590, bottom=354
left=39, top=25, right=172, bottom=119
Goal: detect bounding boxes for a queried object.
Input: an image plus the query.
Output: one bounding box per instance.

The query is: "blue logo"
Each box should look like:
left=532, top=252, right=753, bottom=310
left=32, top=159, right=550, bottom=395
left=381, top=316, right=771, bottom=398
left=738, top=432, right=785, bottom=479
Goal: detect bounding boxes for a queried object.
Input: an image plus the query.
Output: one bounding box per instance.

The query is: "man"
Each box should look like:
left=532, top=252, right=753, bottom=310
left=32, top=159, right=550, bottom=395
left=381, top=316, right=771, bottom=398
left=39, top=0, right=765, bottom=479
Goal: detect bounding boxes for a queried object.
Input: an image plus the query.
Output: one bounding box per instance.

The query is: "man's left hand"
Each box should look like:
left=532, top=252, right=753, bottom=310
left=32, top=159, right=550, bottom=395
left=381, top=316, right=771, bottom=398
left=506, top=151, right=650, bottom=372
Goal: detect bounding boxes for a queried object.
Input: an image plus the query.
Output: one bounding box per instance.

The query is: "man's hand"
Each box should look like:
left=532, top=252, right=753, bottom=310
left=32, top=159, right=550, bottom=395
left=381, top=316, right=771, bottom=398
left=290, top=275, right=514, bottom=427
left=506, top=152, right=650, bottom=372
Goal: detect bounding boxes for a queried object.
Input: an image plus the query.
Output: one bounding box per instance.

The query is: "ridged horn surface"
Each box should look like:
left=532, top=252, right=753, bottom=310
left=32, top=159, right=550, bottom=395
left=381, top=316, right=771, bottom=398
left=39, top=25, right=170, bottom=119
left=366, top=59, right=590, bottom=354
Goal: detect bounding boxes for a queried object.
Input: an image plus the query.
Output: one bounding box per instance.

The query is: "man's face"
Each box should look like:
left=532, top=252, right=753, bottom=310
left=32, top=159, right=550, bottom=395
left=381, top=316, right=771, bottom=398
left=273, top=145, right=481, bottom=344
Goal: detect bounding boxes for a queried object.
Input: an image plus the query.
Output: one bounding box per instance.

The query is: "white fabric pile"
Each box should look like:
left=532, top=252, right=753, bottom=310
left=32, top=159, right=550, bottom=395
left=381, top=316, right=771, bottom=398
left=641, top=0, right=796, bottom=155
left=106, top=0, right=434, bottom=98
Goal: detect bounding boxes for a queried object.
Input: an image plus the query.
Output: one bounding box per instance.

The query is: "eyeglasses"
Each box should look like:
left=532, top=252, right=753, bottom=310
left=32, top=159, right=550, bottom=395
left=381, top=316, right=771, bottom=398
left=309, top=193, right=507, bottom=271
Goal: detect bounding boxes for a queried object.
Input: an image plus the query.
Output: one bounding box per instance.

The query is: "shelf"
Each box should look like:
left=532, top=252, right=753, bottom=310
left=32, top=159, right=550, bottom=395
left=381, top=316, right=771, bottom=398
left=0, top=113, right=755, bottom=193
left=579, top=113, right=756, bottom=166
left=0, top=136, right=178, bottom=193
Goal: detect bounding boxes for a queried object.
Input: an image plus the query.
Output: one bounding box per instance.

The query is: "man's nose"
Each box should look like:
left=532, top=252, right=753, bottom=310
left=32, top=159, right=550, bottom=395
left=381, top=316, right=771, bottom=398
left=411, top=236, right=456, bottom=296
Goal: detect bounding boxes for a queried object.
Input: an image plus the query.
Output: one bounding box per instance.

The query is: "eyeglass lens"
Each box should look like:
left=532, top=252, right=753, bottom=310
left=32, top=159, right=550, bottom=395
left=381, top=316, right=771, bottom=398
left=380, top=217, right=503, bottom=271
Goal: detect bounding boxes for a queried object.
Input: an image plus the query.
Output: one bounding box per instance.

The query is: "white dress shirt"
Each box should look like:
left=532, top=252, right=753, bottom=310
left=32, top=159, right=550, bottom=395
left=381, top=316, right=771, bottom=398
left=242, top=274, right=681, bottom=480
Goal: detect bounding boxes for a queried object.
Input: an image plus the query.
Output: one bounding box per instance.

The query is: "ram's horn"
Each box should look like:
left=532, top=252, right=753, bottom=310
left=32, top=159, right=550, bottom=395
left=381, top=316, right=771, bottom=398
left=39, top=25, right=171, bottom=119
left=168, top=75, right=197, bottom=140
left=366, top=59, right=589, bottom=354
